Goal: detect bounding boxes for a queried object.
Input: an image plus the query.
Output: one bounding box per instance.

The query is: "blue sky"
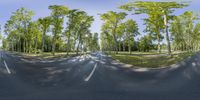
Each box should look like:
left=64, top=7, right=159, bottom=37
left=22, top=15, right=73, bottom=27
left=0, top=0, right=200, bottom=42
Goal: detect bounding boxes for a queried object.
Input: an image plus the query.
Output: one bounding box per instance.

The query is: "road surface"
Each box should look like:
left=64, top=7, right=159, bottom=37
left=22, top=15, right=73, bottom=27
left=0, top=51, right=200, bottom=100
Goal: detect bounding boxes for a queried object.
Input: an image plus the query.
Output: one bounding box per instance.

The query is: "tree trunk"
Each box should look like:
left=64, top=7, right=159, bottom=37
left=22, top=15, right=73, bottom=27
left=115, top=41, right=118, bottom=54
left=128, top=39, right=131, bottom=55
left=19, top=38, right=21, bottom=52
left=28, top=41, right=30, bottom=53
left=76, top=41, right=80, bottom=55
left=17, top=40, right=20, bottom=52
left=164, top=14, right=171, bottom=55
left=11, top=39, right=14, bottom=51
left=23, top=40, right=25, bottom=53
left=113, top=36, right=118, bottom=54
left=157, top=36, right=161, bottom=53
left=25, top=40, right=27, bottom=53
left=42, top=31, right=45, bottom=52
left=118, top=42, right=121, bottom=52
left=67, top=35, right=71, bottom=55
left=76, top=34, right=82, bottom=55
left=52, top=36, right=56, bottom=56
left=35, top=35, right=38, bottom=54
left=123, top=41, right=125, bottom=52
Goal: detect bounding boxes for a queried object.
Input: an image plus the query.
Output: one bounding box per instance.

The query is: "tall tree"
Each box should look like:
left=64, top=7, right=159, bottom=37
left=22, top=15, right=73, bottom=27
left=101, top=11, right=127, bottom=54
left=139, top=34, right=153, bottom=52
left=70, top=11, right=94, bottom=55
left=143, top=13, right=164, bottom=53
left=90, top=33, right=99, bottom=52
left=27, top=21, right=42, bottom=53
left=124, top=19, right=139, bottom=54
left=0, top=25, right=1, bottom=39
left=171, top=11, right=199, bottom=51
left=4, top=7, right=34, bottom=52
left=64, top=9, right=90, bottom=55
left=38, top=17, right=51, bottom=52
left=120, top=1, right=187, bottom=55
left=49, top=5, right=69, bottom=55
left=100, top=27, right=115, bottom=52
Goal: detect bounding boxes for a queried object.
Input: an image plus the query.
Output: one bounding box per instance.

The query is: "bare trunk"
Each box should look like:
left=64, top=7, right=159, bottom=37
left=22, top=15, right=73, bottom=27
left=28, top=41, right=30, bottom=53
left=67, top=35, right=71, bottom=55
left=25, top=40, right=28, bottom=53
left=164, top=14, right=171, bottom=55
left=19, top=37, right=21, bottom=52
left=76, top=34, right=82, bottom=55
left=114, top=36, right=118, bottom=54
left=11, top=39, right=14, bottom=51
left=157, top=35, right=161, bottom=53
left=118, top=42, right=121, bottom=52
left=42, top=31, right=45, bottom=52
left=23, top=40, right=25, bottom=53
left=35, top=35, right=38, bottom=54
left=52, top=36, right=55, bottom=56
left=123, top=41, right=125, bottom=52
left=115, top=41, right=118, bottom=54
left=128, top=39, right=131, bottom=55
left=17, top=39, right=20, bottom=52
left=76, top=41, right=80, bottom=55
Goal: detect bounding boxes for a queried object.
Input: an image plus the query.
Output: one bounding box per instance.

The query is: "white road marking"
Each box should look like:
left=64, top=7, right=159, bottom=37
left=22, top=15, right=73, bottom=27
left=3, top=60, right=11, bottom=74
left=84, top=63, right=97, bottom=82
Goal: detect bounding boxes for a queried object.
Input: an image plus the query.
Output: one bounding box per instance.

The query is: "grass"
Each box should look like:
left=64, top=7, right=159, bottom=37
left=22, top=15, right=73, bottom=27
left=111, top=51, right=194, bottom=68
left=9, top=52, right=86, bottom=59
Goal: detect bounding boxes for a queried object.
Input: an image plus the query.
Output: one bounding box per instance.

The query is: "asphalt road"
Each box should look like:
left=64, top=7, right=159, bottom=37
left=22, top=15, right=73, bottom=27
left=1, top=51, right=200, bottom=100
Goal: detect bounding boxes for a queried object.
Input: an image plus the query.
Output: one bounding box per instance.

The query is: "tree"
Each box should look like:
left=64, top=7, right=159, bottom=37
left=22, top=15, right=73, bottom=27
left=90, top=33, right=99, bottom=51
left=143, top=13, right=164, bottom=53
left=123, top=19, right=139, bottom=54
left=64, top=9, right=94, bottom=55
left=171, top=11, right=200, bottom=51
left=4, top=7, right=34, bottom=52
left=0, top=25, right=2, bottom=40
left=70, top=11, right=94, bottom=55
left=120, top=1, right=187, bottom=55
left=27, top=21, right=42, bottom=53
left=3, top=6, right=96, bottom=54
left=100, top=11, right=127, bottom=54
left=38, top=17, right=51, bottom=52
left=49, top=5, right=69, bottom=55
left=0, top=25, right=2, bottom=49
left=65, top=9, right=78, bottom=55
left=100, top=27, right=115, bottom=52
left=139, top=34, right=153, bottom=52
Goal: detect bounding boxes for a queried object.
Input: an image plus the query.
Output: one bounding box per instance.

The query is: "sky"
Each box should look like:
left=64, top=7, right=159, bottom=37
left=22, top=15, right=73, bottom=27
left=0, top=0, right=200, bottom=44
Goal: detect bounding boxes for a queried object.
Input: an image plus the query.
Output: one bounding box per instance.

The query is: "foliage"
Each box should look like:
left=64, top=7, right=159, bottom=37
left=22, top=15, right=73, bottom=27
left=3, top=6, right=97, bottom=55
left=138, top=34, right=153, bottom=52
left=120, top=1, right=188, bottom=55
left=38, top=17, right=51, bottom=52
left=49, top=5, right=69, bottom=55
left=2, top=2, right=200, bottom=57
left=4, top=7, right=34, bottom=52
left=171, top=11, right=200, bottom=51
left=100, top=11, right=127, bottom=54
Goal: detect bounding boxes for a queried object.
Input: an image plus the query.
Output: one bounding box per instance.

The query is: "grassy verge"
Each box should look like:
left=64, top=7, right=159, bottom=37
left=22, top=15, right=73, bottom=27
left=9, top=52, right=87, bottom=59
left=111, top=51, right=194, bottom=68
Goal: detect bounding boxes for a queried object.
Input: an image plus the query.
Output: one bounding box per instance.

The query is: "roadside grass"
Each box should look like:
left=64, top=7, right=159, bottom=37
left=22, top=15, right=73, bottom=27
left=111, top=51, right=194, bottom=68
left=10, top=52, right=88, bottom=59
left=118, top=51, right=164, bottom=55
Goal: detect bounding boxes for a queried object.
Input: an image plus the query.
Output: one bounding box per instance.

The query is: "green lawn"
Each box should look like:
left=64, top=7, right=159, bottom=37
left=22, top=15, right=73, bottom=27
left=111, top=51, right=194, bottom=68
left=10, top=52, right=83, bottom=59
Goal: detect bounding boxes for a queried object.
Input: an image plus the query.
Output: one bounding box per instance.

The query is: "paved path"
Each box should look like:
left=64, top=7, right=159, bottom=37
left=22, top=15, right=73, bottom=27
left=0, top=51, right=200, bottom=100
